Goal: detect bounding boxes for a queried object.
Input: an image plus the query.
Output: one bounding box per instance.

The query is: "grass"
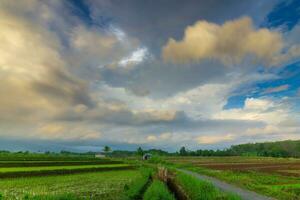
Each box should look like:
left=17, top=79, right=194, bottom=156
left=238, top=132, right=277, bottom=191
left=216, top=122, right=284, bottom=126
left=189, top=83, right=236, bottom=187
left=0, top=170, right=141, bottom=199
left=279, top=170, right=300, bottom=174
left=22, top=194, right=80, bottom=200
left=143, top=180, right=175, bottom=200
left=123, top=167, right=153, bottom=200
left=175, top=171, right=241, bottom=200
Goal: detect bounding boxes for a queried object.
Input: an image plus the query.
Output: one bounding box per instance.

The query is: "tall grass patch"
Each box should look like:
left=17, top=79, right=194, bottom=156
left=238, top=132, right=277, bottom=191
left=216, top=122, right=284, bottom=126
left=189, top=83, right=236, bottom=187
left=124, top=167, right=153, bottom=200
left=23, top=194, right=80, bottom=200
left=143, top=180, right=175, bottom=200
left=175, top=172, right=241, bottom=200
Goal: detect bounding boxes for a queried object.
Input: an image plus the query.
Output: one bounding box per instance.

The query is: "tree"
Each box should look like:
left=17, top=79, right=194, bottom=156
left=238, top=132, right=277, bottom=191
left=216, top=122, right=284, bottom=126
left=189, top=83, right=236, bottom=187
left=179, top=146, right=187, bottom=156
left=103, top=146, right=111, bottom=154
left=137, top=147, right=144, bottom=156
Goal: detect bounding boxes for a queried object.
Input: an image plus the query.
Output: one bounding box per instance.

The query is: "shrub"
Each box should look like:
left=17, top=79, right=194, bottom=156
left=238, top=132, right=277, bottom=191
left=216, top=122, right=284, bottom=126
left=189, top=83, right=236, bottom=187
left=175, top=172, right=241, bottom=200
left=147, top=156, right=167, bottom=164
left=143, top=180, right=175, bottom=200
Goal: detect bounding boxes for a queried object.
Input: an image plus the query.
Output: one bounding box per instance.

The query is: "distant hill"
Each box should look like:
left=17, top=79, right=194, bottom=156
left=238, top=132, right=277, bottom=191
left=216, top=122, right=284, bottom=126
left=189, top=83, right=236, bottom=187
left=229, top=140, right=300, bottom=157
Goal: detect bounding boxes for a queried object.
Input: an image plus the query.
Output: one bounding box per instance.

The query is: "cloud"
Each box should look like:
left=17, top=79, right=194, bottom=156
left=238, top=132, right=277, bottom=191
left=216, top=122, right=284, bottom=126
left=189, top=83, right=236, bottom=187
left=88, top=0, right=277, bottom=52
left=145, top=132, right=173, bottom=143
left=100, top=59, right=233, bottom=98
left=55, top=102, right=183, bottom=127
left=106, top=47, right=150, bottom=71
left=0, top=1, right=139, bottom=124
left=117, top=47, right=149, bottom=69
left=215, top=98, right=288, bottom=123
left=70, top=25, right=135, bottom=62
left=0, top=3, right=63, bottom=124
left=163, top=17, right=299, bottom=66
left=197, top=134, right=235, bottom=144
left=69, top=25, right=141, bottom=71
left=36, top=123, right=102, bottom=141
left=0, top=0, right=299, bottom=151
left=214, top=97, right=300, bottom=141
left=262, top=84, right=289, bottom=94
left=146, top=135, right=157, bottom=142
left=31, top=68, right=94, bottom=108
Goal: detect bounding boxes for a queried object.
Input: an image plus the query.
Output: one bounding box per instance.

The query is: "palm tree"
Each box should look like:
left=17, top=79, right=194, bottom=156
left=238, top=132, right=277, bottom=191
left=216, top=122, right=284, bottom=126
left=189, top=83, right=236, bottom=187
left=137, top=147, right=144, bottom=156
left=103, top=146, right=111, bottom=155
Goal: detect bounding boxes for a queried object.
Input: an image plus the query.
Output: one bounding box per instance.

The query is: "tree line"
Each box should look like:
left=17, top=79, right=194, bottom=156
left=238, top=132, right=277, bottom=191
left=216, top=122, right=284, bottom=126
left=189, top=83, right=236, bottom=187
left=178, top=140, right=300, bottom=157
left=1, top=139, right=300, bottom=158
left=110, top=140, right=300, bottom=158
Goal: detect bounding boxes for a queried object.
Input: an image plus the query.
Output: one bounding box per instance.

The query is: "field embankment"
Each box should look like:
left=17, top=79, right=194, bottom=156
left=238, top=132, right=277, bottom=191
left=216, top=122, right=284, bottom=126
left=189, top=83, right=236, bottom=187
left=0, top=163, right=134, bottom=178
left=0, top=160, right=122, bottom=167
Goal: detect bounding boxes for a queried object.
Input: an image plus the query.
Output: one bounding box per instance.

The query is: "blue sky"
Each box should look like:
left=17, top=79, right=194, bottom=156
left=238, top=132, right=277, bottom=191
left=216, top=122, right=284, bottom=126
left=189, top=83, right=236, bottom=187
left=0, top=0, right=300, bottom=152
left=225, top=62, right=300, bottom=109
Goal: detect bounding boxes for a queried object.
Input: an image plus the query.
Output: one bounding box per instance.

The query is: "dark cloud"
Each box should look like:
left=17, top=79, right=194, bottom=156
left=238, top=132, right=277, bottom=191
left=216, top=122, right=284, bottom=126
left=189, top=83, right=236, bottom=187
left=101, top=60, right=232, bottom=98
left=93, top=0, right=277, bottom=99
left=32, top=68, right=95, bottom=108
left=54, top=102, right=183, bottom=126
left=89, top=0, right=277, bottom=53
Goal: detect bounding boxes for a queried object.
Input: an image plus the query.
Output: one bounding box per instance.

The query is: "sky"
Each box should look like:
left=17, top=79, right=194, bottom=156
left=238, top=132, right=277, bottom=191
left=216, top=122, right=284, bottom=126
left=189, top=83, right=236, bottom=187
left=0, top=0, right=300, bottom=152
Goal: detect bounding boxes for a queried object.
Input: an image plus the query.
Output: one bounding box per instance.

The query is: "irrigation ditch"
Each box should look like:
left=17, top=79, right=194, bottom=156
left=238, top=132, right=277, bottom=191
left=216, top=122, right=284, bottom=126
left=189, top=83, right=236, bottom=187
left=156, top=167, right=188, bottom=200
left=129, top=166, right=187, bottom=200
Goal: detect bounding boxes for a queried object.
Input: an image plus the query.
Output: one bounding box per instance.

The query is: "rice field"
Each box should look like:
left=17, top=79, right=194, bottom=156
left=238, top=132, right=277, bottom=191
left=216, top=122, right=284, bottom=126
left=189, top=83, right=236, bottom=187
left=166, top=156, right=300, bottom=177
left=0, top=170, right=141, bottom=199
left=3, top=155, right=297, bottom=199
left=167, top=156, right=300, bottom=200
left=0, top=157, right=140, bottom=199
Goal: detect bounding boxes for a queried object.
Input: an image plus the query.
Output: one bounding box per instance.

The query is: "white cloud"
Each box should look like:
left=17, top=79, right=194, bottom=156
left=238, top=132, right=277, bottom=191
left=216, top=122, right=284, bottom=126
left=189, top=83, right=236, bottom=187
left=197, top=134, right=235, bottom=144
left=118, top=47, right=149, bottom=68
left=95, top=81, right=230, bottom=119
left=146, top=132, right=173, bottom=142
left=262, top=84, right=289, bottom=94
left=215, top=98, right=289, bottom=123
left=163, top=17, right=299, bottom=66
left=244, top=98, right=275, bottom=111
left=146, top=135, right=157, bottom=142
left=109, top=25, right=126, bottom=41
left=213, top=97, right=300, bottom=142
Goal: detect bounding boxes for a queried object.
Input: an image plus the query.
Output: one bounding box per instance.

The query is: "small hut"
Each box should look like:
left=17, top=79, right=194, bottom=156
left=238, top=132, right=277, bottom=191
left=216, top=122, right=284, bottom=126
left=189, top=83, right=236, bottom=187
left=142, top=153, right=152, bottom=160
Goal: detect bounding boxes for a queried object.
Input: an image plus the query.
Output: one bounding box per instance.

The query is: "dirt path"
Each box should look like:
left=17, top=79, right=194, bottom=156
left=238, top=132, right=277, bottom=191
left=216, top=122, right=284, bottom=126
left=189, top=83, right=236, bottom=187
left=177, top=169, right=275, bottom=200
